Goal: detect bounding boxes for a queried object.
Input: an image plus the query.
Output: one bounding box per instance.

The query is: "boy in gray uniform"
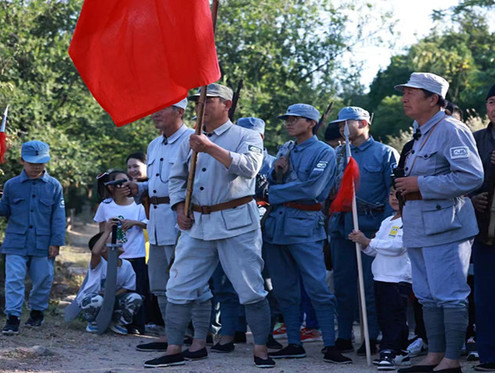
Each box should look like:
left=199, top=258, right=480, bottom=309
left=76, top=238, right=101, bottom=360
left=394, top=72, right=483, bottom=373
left=147, top=84, right=274, bottom=369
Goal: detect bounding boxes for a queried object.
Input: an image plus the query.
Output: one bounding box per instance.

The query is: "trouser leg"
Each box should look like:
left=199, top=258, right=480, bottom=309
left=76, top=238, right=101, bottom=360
left=27, top=256, right=54, bottom=312
left=4, top=255, right=28, bottom=317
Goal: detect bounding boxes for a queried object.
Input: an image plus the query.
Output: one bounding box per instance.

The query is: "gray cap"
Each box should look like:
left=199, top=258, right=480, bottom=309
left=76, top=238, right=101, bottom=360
left=173, top=98, right=188, bottom=110
left=189, top=83, right=233, bottom=101
left=329, top=106, right=371, bottom=124
left=237, top=117, right=266, bottom=135
left=21, top=140, right=51, bottom=163
left=278, top=103, right=320, bottom=122
left=394, top=72, right=449, bottom=99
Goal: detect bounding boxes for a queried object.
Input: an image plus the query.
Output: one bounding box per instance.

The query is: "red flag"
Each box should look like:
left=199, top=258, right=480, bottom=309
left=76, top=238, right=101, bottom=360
left=69, top=0, right=221, bottom=126
left=330, top=157, right=360, bottom=213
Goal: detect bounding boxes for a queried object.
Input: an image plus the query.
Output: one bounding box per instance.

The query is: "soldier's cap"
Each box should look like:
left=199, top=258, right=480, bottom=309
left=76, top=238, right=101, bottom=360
left=278, top=103, right=320, bottom=122
left=329, top=106, right=371, bottom=124
left=188, top=83, right=233, bottom=101
left=21, top=140, right=51, bottom=163
left=486, top=83, right=495, bottom=100
left=394, top=72, right=449, bottom=99
left=172, top=98, right=188, bottom=110
left=237, top=117, right=265, bottom=135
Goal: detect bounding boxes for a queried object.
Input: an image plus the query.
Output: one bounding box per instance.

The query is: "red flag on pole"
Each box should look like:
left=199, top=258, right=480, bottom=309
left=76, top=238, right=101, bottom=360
left=69, top=0, right=221, bottom=126
left=0, top=105, right=9, bottom=164
left=330, top=157, right=360, bottom=213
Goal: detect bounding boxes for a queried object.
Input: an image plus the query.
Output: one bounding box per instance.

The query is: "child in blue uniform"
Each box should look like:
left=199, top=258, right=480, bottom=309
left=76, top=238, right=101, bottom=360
left=1, top=141, right=66, bottom=335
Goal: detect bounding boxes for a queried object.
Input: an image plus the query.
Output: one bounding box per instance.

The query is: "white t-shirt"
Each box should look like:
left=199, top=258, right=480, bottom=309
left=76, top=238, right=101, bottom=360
left=362, top=215, right=412, bottom=284
left=76, top=258, right=136, bottom=306
left=94, top=199, right=147, bottom=259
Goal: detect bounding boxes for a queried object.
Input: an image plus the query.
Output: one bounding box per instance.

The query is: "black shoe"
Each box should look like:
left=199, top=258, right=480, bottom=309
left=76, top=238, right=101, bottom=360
left=334, top=338, right=354, bottom=353
left=211, top=342, right=235, bottom=353
left=322, top=346, right=352, bottom=365
left=183, top=347, right=208, bottom=360
left=143, top=352, right=185, bottom=368
left=254, top=355, right=276, bottom=368
left=206, top=333, right=214, bottom=345
left=136, top=341, right=168, bottom=352
left=268, top=344, right=306, bottom=359
left=267, top=335, right=283, bottom=349
left=357, top=339, right=377, bottom=356
left=234, top=331, right=247, bottom=343
left=25, top=310, right=44, bottom=327
left=397, top=365, right=436, bottom=373
left=2, top=315, right=20, bottom=336
left=475, top=363, right=495, bottom=371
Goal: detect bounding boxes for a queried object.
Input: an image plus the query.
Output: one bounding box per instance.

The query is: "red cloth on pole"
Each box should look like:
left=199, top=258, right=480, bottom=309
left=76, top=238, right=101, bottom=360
left=69, top=0, right=221, bottom=126
left=330, top=157, right=360, bottom=213
left=0, top=132, right=6, bottom=164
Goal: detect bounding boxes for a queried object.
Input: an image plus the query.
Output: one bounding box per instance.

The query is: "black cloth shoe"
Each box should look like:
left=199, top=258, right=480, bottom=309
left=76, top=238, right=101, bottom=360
left=2, top=315, right=20, bottom=336
left=254, top=355, right=276, bottom=368
left=430, top=368, right=462, bottom=373
left=357, top=339, right=377, bottom=355
left=136, top=341, right=168, bottom=352
left=334, top=338, right=354, bottom=353
left=25, top=310, right=44, bottom=327
left=183, top=336, right=193, bottom=345
left=475, top=363, right=495, bottom=372
left=206, top=333, right=214, bottom=345
left=234, top=331, right=247, bottom=343
left=143, top=352, right=185, bottom=368
left=267, top=335, right=283, bottom=350
left=211, top=342, right=235, bottom=353
left=322, top=346, right=352, bottom=365
left=397, top=365, right=436, bottom=373
left=268, top=344, right=306, bottom=359
left=183, top=347, right=208, bottom=360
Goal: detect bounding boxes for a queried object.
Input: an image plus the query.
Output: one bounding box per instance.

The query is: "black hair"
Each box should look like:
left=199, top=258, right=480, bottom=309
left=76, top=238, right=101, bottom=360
left=88, top=232, right=104, bottom=251
left=445, top=100, right=463, bottom=121
left=324, top=123, right=342, bottom=141
left=96, top=169, right=130, bottom=202
left=421, top=89, right=447, bottom=108
left=126, top=152, right=147, bottom=165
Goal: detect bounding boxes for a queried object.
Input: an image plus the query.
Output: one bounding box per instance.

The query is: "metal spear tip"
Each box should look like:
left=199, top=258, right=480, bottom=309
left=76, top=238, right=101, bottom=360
left=343, top=120, right=350, bottom=139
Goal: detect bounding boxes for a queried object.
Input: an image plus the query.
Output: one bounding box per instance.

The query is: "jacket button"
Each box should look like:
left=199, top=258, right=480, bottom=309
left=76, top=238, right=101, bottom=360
left=436, top=205, right=441, bottom=210
left=156, top=173, right=159, bottom=176
left=154, top=205, right=157, bottom=209
left=200, top=187, right=204, bottom=191
left=29, top=225, right=33, bottom=228
left=160, top=158, right=163, bottom=161
left=32, top=194, right=36, bottom=198
left=202, top=168, right=206, bottom=172
left=153, top=190, right=157, bottom=193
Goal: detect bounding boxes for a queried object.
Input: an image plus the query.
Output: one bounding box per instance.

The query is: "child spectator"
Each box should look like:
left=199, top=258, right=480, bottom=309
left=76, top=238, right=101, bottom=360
left=348, top=186, right=412, bottom=370
left=1, top=140, right=65, bottom=335
left=77, top=220, right=143, bottom=334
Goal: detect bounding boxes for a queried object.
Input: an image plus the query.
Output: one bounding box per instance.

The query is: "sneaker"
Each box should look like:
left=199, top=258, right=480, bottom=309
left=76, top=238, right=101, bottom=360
left=467, top=337, right=480, bottom=361
left=254, top=355, right=276, bottom=368
left=407, top=337, right=428, bottom=358
left=268, top=344, right=306, bottom=359
left=25, top=310, right=44, bottom=327
left=136, top=341, right=168, bottom=352
left=468, top=351, right=480, bottom=362
left=2, top=315, right=20, bottom=336
left=322, top=346, right=352, bottom=365
left=334, top=338, right=354, bottom=353
left=234, top=331, right=247, bottom=343
left=143, top=352, right=185, bottom=368
left=474, top=362, right=495, bottom=371
left=273, top=323, right=287, bottom=339
left=357, top=339, right=377, bottom=356
left=85, top=322, right=98, bottom=333
left=374, top=350, right=411, bottom=370
left=211, top=342, right=235, bottom=353
left=183, top=347, right=208, bottom=360
left=110, top=322, right=128, bottom=335
left=267, top=335, right=283, bottom=349
left=300, top=327, right=322, bottom=343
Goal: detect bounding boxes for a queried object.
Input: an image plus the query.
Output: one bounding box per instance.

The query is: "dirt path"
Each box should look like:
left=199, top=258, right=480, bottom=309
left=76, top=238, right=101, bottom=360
left=0, top=219, right=478, bottom=372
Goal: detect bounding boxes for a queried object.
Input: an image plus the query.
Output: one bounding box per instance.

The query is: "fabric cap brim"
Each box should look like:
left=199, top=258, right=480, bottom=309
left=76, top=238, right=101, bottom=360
left=22, top=155, right=51, bottom=163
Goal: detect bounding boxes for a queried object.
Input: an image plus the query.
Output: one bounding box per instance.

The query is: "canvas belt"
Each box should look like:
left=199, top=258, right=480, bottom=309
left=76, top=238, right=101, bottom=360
left=283, top=202, right=322, bottom=211
left=192, top=196, right=253, bottom=215
left=403, top=192, right=423, bottom=201
left=149, top=196, right=170, bottom=205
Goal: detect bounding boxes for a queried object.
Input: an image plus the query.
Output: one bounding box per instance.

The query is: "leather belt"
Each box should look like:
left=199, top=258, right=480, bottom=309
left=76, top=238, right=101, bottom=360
left=149, top=196, right=170, bottom=205
left=283, top=202, right=322, bottom=211
left=192, top=196, right=253, bottom=214
left=403, top=192, right=422, bottom=201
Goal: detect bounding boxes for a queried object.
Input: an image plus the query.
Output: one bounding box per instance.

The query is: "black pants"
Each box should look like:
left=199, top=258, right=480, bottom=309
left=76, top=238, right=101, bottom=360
left=375, top=281, right=411, bottom=352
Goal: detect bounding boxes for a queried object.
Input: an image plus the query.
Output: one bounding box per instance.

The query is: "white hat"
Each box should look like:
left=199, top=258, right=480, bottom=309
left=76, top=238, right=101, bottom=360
left=395, top=72, right=449, bottom=99
left=173, top=98, right=188, bottom=110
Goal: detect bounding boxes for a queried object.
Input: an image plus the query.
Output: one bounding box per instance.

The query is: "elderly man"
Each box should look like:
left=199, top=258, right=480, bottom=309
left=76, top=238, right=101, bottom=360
left=394, top=72, right=483, bottom=373
left=328, top=106, right=399, bottom=355
left=150, top=83, right=274, bottom=369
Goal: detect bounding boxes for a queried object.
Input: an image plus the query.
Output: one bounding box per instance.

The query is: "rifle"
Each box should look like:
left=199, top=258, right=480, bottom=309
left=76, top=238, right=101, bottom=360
left=228, top=79, right=243, bottom=121
left=316, top=101, right=334, bottom=134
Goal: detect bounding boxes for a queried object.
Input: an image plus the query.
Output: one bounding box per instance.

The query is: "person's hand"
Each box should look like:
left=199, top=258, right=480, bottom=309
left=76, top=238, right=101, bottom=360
left=104, top=218, right=119, bottom=233
left=348, top=230, right=370, bottom=247
left=190, top=134, right=213, bottom=153
left=273, top=157, right=289, bottom=174
left=48, top=245, right=59, bottom=259
left=123, top=181, right=138, bottom=197
left=176, top=202, right=194, bottom=230
left=120, top=219, right=136, bottom=231
left=472, top=192, right=489, bottom=213
left=394, top=176, right=419, bottom=196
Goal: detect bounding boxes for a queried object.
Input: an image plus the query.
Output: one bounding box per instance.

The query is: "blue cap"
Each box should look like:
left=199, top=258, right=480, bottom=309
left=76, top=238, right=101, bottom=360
left=278, top=103, right=320, bottom=122
left=237, top=117, right=265, bottom=135
left=329, top=106, right=371, bottom=124
left=21, top=140, right=51, bottom=163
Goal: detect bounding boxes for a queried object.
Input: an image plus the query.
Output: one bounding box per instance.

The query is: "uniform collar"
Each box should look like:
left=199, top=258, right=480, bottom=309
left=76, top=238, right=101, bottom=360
left=20, top=169, right=49, bottom=183
left=164, top=123, right=189, bottom=145
left=294, top=135, right=318, bottom=151
left=208, top=120, right=233, bottom=136
left=351, top=136, right=374, bottom=152
left=413, top=110, right=445, bottom=136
